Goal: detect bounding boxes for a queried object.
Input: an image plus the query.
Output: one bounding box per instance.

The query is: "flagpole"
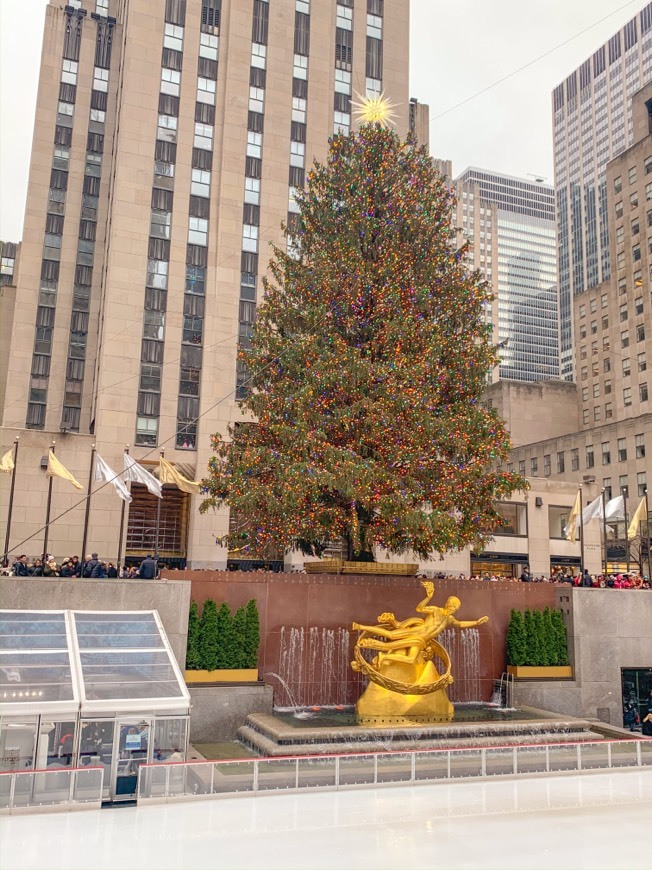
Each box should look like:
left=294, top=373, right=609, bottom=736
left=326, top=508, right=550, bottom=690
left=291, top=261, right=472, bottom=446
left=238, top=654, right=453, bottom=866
left=117, top=445, right=130, bottom=572
left=154, top=449, right=163, bottom=576
left=645, top=489, right=651, bottom=583
left=2, top=437, right=19, bottom=566
left=601, top=488, right=608, bottom=577
left=623, top=488, right=630, bottom=574
left=80, top=444, right=96, bottom=562
left=42, top=441, right=56, bottom=560
left=579, top=483, right=585, bottom=577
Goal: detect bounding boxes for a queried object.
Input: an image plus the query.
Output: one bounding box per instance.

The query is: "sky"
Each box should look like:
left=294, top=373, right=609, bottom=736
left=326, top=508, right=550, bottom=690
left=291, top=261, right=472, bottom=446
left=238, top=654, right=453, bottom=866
left=0, top=0, right=647, bottom=240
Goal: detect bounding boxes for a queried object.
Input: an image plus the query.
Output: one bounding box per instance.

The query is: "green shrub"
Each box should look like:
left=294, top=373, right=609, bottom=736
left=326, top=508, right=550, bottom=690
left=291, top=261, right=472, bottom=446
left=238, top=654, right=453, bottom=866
left=215, top=602, right=234, bottom=669
left=186, top=600, right=201, bottom=670
left=541, top=608, right=556, bottom=666
left=231, top=606, right=248, bottom=669
left=506, top=609, right=527, bottom=666
left=243, top=599, right=260, bottom=668
left=199, top=599, right=219, bottom=671
left=552, top=610, right=570, bottom=666
left=531, top=610, right=546, bottom=665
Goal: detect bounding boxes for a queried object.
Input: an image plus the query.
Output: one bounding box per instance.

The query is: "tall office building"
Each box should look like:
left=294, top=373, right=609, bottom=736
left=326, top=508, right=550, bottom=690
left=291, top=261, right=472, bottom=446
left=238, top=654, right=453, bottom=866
left=0, top=0, right=409, bottom=566
left=552, top=3, right=652, bottom=379
left=454, top=168, right=559, bottom=383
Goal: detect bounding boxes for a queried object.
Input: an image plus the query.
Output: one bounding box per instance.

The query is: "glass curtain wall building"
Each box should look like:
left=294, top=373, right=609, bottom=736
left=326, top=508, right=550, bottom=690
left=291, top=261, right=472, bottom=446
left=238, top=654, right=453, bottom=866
left=455, top=168, right=559, bottom=383
left=552, top=3, right=652, bottom=380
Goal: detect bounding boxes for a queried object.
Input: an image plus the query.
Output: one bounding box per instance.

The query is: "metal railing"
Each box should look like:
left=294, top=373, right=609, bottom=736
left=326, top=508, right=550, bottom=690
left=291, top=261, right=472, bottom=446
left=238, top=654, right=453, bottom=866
left=0, top=766, right=104, bottom=814
left=137, top=737, right=651, bottom=804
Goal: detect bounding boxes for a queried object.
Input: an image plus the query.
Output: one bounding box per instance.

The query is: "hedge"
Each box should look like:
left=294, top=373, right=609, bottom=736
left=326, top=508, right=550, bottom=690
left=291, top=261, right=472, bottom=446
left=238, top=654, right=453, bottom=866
left=506, top=607, right=569, bottom=667
left=187, top=598, right=260, bottom=671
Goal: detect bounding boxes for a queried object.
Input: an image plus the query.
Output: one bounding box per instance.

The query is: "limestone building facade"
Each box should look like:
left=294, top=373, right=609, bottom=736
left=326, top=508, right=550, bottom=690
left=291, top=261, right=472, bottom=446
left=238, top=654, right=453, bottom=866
left=0, top=0, right=410, bottom=567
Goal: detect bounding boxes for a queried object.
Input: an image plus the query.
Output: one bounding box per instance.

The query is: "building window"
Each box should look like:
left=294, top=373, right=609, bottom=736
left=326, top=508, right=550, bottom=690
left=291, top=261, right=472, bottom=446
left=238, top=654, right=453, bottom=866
left=636, top=433, right=646, bottom=458
left=191, top=168, right=210, bottom=198
left=617, top=438, right=627, bottom=462
left=602, top=442, right=611, bottom=465
left=621, top=330, right=630, bottom=348
left=640, top=383, right=649, bottom=402
left=557, top=452, right=565, bottom=474
left=161, top=68, right=181, bottom=96
left=583, top=408, right=590, bottom=424
left=638, top=352, right=647, bottom=372
left=136, top=416, right=158, bottom=446
left=605, top=402, right=613, bottom=419
left=624, top=387, right=632, bottom=406
left=530, top=457, right=538, bottom=476
left=246, top=131, right=262, bottom=158
left=586, top=446, right=594, bottom=469
left=616, top=225, right=625, bottom=244
left=194, top=123, right=213, bottom=150
left=628, top=166, right=637, bottom=185
left=623, top=357, right=631, bottom=376
left=543, top=454, right=551, bottom=477
left=592, top=383, right=600, bottom=398
left=164, top=23, right=184, bottom=51
left=633, top=243, right=641, bottom=262
left=614, top=176, right=622, bottom=193
left=594, top=406, right=601, bottom=422
left=570, top=448, right=579, bottom=471
left=637, top=472, right=647, bottom=497
left=188, top=216, right=208, bottom=246
left=637, top=324, right=646, bottom=342
left=619, top=476, right=629, bottom=498
left=603, top=478, right=612, bottom=501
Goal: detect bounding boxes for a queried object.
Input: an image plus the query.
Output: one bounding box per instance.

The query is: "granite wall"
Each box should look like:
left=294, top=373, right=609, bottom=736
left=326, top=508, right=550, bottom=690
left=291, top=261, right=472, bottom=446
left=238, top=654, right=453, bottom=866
left=163, top=570, right=558, bottom=704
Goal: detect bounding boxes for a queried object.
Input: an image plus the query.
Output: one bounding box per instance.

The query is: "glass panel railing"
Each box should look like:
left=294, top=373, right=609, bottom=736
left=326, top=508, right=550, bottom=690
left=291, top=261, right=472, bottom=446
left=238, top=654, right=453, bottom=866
left=414, top=750, right=450, bottom=781
left=609, top=740, right=640, bottom=768
left=640, top=740, right=652, bottom=766
left=376, top=753, right=413, bottom=784
left=484, top=747, right=516, bottom=777
left=337, top=754, right=375, bottom=786
left=449, top=749, right=482, bottom=779
left=72, top=768, right=104, bottom=803
left=0, top=768, right=103, bottom=812
left=296, top=757, right=336, bottom=789
left=0, top=774, right=12, bottom=809
left=212, top=761, right=255, bottom=795
left=515, top=746, right=548, bottom=774
left=547, top=744, right=579, bottom=772
left=256, top=758, right=297, bottom=792
left=579, top=742, right=610, bottom=770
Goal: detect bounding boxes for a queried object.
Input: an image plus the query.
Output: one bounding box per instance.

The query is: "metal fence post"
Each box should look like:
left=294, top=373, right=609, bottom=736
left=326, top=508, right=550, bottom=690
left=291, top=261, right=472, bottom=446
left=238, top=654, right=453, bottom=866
left=373, top=754, right=378, bottom=784
left=253, top=760, right=259, bottom=793
left=9, top=774, right=16, bottom=812
left=446, top=751, right=451, bottom=779
left=295, top=759, right=299, bottom=790
left=411, top=753, right=416, bottom=782
left=481, top=749, right=486, bottom=777
left=576, top=744, right=582, bottom=771
left=545, top=745, right=550, bottom=772
left=512, top=747, right=518, bottom=775
left=68, top=770, right=76, bottom=804
left=636, top=741, right=642, bottom=767
left=165, top=765, right=170, bottom=798
left=210, top=764, right=215, bottom=794
left=607, top=742, right=612, bottom=768
left=335, top=756, right=340, bottom=789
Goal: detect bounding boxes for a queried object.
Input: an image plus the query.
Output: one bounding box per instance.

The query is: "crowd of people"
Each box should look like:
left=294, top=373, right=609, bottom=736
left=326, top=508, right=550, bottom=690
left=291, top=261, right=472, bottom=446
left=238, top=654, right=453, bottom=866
left=6, top=552, right=159, bottom=579
left=422, top=568, right=650, bottom=588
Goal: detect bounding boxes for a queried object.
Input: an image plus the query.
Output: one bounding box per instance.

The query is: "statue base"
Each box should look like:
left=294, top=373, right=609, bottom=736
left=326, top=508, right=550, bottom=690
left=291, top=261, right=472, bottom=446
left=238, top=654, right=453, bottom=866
left=355, top=659, right=454, bottom=726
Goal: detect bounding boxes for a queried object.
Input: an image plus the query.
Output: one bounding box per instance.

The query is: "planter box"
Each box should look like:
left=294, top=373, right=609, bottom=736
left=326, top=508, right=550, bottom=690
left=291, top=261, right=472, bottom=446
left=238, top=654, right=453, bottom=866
left=304, top=560, right=418, bottom=576
left=185, top=668, right=259, bottom=684
left=507, top=665, right=573, bottom=680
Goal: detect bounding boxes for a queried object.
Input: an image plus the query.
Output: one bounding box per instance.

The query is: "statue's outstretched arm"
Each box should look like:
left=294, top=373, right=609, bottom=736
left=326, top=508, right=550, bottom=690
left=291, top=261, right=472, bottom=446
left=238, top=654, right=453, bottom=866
left=449, top=616, right=489, bottom=629
left=415, top=579, right=437, bottom=615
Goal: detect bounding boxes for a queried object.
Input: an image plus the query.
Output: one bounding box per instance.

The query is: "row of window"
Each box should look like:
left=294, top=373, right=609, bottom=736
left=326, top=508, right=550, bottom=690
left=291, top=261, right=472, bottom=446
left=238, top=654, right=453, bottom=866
left=522, top=433, right=646, bottom=478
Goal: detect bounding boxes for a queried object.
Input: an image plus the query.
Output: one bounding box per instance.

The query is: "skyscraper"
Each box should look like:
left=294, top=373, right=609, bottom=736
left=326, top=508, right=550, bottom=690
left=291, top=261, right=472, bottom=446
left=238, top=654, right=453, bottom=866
left=552, top=3, right=652, bottom=379
left=454, top=168, right=558, bottom=383
left=0, top=0, right=409, bottom=566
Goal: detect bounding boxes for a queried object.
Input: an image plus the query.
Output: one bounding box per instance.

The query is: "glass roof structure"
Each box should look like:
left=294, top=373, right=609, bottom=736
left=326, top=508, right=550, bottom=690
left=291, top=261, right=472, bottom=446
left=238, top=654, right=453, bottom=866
left=0, top=611, right=190, bottom=717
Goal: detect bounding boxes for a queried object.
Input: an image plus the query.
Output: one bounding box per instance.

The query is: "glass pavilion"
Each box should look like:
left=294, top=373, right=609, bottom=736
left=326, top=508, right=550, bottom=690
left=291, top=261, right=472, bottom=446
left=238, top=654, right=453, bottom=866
left=0, top=610, right=190, bottom=802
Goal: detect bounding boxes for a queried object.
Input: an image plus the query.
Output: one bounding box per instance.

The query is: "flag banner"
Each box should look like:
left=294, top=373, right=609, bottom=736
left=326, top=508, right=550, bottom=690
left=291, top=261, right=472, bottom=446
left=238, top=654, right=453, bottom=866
left=581, top=494, right=603, bottom=525
left=159, top=456, right=200, bottom=494
left=123, top=452, right=162, bottom=498
left=94, top=453, right=132, bottom=503
left=46, top=450, right=82, bottom=489
left=627, top=497, right=647, bottom=541
left=564, top=489, right=581, bottom=542
left=604, top=495, right=625, bottom=520
left=0, top=449, right=14, bottom=474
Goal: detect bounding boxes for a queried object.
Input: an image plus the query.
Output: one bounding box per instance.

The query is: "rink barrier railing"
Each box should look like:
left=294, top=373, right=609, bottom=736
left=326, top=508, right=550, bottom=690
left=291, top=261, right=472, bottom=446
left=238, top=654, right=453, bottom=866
left=0, top=766, right=104, bottom=814
left=137, top=737, right=652, bottom=804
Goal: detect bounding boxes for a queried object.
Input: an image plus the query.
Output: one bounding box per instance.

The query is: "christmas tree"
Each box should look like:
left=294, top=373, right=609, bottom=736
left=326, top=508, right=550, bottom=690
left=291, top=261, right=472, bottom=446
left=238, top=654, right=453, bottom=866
left=201, top=105, right=525, bottom=560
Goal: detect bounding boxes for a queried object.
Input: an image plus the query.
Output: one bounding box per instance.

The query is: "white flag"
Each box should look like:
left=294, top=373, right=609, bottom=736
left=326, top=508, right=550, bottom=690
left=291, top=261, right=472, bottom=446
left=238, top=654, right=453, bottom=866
left=123, top=453, right=162, bottom=498
left=604, top=495, right=625, bottom=520
left=581, top=494, right=603, bottom=525
left=94, top=453, right=132, bottom=503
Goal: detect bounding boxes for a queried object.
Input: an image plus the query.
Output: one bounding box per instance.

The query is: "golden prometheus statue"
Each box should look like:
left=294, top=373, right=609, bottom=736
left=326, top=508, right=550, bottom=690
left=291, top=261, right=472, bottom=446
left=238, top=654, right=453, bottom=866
left=351, top=581, right=488, bottom=725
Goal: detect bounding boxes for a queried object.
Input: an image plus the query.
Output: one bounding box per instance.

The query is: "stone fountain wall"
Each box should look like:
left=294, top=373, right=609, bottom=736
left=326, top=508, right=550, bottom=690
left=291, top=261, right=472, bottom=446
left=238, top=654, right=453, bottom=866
left=164, top=570, right=558, bottom=705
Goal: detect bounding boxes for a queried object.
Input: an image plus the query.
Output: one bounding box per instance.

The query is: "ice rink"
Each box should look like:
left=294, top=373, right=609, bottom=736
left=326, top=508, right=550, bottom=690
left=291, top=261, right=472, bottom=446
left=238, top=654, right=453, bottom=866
left=2, top=768, right=650, bottom=870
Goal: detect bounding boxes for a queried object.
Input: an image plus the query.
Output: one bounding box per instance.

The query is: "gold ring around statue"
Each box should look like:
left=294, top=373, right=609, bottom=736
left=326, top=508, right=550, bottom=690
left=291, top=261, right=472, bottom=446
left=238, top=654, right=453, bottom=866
left=351, top=634, right=453, bottom=695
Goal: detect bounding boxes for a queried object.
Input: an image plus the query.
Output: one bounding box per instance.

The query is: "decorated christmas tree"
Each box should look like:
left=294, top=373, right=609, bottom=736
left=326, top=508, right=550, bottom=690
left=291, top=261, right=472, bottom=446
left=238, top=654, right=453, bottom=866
left=201, top=100, right=525, bottom=560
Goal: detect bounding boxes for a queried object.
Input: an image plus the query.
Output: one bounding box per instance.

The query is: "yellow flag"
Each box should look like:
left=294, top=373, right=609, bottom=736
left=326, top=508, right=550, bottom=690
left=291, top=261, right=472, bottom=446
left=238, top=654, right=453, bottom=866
left=627, top=497, right=647, bottom=541
left=159, top=456, right=200, bottom=494
left=0, top=449, right=14, bottom=474
left=46, top=451, right=82, bottom=489
left=564, top=489, right=581, bottom=543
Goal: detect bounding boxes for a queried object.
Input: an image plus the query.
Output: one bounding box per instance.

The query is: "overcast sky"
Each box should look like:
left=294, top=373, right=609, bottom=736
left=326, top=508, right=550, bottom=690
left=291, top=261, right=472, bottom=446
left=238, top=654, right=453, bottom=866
left=0, top=0, right=646, bottom=240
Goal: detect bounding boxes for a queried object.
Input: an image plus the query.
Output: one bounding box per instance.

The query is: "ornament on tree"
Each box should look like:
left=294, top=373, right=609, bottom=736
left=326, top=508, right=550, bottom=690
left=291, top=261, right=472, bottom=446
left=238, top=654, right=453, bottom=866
left=201, top=118, right=526, bottom=561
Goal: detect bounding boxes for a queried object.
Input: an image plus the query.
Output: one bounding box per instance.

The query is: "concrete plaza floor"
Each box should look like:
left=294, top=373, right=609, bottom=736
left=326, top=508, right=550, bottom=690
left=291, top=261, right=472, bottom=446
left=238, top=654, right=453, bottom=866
left=2, top=768, right=650, bottom=870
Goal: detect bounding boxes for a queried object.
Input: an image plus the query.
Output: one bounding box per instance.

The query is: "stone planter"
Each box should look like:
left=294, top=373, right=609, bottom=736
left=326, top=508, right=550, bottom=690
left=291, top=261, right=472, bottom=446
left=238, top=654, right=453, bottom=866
left=185, top=668, right=259, bottom=684
left=507, top=665, right=573, bottom=679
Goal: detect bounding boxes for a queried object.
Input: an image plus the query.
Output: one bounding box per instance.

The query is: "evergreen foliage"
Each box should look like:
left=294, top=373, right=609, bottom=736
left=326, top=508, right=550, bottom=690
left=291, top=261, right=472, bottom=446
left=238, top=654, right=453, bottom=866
left=505, top=609, right=527, bottom=666
left=198, top=599, right=219, bottom=671
left=215, top=602, right=234, bottom=669
left=186, top=600, right=201, bottom=670
left=243, top=598, right=261, bottom=668
left=200, top=121, right=525, bottom=560
left=231, top=607, right=248, bottom=669
left=507, top=607, right=570, bottom=667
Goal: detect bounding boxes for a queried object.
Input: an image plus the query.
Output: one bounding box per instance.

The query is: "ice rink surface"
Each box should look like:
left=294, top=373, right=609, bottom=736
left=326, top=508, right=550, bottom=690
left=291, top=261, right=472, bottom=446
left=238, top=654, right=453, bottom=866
left=2, top=768, right=650, bottom=870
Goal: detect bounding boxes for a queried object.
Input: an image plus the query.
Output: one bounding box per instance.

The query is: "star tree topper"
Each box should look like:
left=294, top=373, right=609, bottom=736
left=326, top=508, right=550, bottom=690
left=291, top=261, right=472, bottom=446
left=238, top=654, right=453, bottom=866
left=351, top=91, right=397, bottom=127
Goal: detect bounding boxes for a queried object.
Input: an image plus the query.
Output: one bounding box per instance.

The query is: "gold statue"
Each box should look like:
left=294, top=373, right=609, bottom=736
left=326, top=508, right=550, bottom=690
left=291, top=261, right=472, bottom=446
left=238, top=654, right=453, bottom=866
left=351, top=581, right=488, bottom=725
